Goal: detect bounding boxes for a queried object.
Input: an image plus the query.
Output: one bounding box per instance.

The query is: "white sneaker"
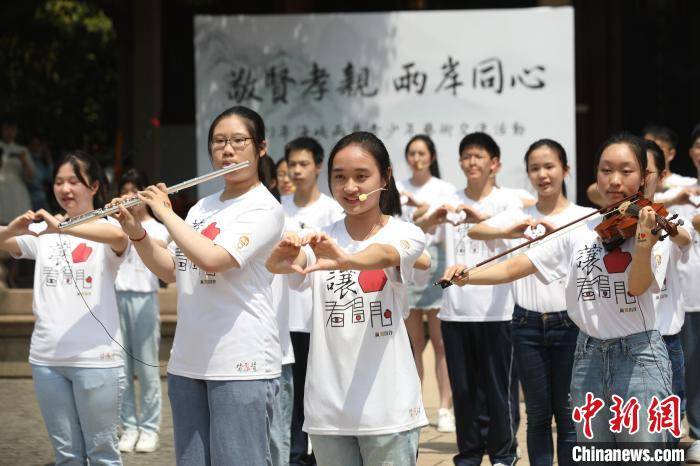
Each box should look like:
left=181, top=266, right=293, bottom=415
left=687, top=440, right=700, bottom=464
left=118, top=430, right=139, bottom=452
left=436, top=408, right=456, bottom=433
left=135, top=430, right=159, bottom=453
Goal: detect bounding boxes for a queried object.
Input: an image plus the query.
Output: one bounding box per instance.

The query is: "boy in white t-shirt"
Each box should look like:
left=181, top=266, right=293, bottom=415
left=281, top=136, right=344, bottom=466
left=677, top=124, right=700, bottom=462
left=422, top=132, right=522, bottom=465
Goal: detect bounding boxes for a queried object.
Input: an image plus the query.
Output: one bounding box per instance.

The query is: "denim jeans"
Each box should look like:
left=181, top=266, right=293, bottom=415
left=681, top=312, right=700, bottom=440
left=441, top=321, right=520, bottom=466
left=167, top=373, right=279, bottom=466
left=290, top=331, right=315, bottom=465
left=309, top=427, right=421, bottom=466
left=31, top=364, right=124, bottom=466
left=571, top=330, right=672, bottom=446
left=116, top=290, right=161, bottom=434
left=511, top=305, right=577, bottom=466
left=271, top=363, right=294, bottom=466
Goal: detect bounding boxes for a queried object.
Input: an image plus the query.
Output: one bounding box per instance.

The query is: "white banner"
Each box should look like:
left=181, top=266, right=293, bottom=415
left=194, top=7, right=575, bottom=199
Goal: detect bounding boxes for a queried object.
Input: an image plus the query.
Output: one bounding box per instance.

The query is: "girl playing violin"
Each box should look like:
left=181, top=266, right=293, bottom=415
left=442, top=133, right=690, bottom=449
left=467, top=139, right=593, bottom=466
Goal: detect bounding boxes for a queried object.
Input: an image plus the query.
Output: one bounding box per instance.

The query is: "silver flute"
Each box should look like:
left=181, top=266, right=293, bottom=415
left=58, top=160, right=251, bottom=229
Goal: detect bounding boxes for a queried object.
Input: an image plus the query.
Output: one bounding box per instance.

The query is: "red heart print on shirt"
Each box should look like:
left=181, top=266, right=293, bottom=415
left=201, top=222, right=221, bottom=240
left=358, top=270, right=388, bottom=293
left=603, top=247, right=632, bottom=274
left=71, top=243, right=93, bottom=263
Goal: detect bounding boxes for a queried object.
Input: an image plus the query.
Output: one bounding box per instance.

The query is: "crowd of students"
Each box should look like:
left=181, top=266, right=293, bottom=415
left=0, top=106, right=699, bottom=466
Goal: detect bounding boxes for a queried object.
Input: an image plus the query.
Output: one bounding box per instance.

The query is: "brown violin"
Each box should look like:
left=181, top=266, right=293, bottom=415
left=594, top=193, right=683, bottom=251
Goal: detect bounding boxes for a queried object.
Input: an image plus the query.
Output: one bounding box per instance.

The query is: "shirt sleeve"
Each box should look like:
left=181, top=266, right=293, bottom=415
left=380, top=222, right=426, bottom=285
left=146, top=221, right=171, bottom=245
left=524, top=232, right=571, bottom=284
left=484, top=208, right=527, bottom=229
left=214, top=204, right=285, bottom=269
left=13, top=235, right=39, bottom=260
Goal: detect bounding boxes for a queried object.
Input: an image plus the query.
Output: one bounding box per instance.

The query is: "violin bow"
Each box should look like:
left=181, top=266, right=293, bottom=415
left=434, top=192, right=641, bottom=288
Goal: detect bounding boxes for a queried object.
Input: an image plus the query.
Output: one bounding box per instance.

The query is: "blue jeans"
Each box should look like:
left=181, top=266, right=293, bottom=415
left=309, top=427, right=421, bottom=466
left=116, top=290, right=161, bottom=434
left=681, top=312, right=700, bottom=440
left=571, top=330, right=672, bottom=446
left=271, top=364, right=294, bottom=466
left=168, top=373, right=279, bottom=466
left=31, top=364, right=124, bottom=466
left=511, top=305, right=577, bottom=466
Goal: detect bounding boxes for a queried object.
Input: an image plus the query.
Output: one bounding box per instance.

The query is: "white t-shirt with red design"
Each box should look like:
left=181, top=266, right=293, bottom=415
left=525, top=219, right=671, bottom=339
left=115, top=218, right=170, bottom=293
left=14, top=218, right=126, bottom=367
left=293, top=217, right=429, bottom=435
left=166, top=184, right=285, bottom=380
left=282, top=192, right=345, bottom=333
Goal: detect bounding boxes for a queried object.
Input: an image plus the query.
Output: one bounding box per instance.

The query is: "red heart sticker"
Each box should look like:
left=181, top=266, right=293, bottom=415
left=71, top=243, right=93, bottom=263
left=358, top=270, right=388, bottom=293
left=603, top=247, right=632, bottom=274
left=201, top=222, right=221, bottom=240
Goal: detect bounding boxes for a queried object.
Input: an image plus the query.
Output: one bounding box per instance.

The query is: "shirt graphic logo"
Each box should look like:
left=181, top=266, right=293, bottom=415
left=71, top=243, right=93, bottom=263
left=603, top=247, right=632, bottom=274
left=358, top=269, right=388, bottom=293
left=237, top=235, right=250, bottom=249
left=201, top=222, right=221, bottom=240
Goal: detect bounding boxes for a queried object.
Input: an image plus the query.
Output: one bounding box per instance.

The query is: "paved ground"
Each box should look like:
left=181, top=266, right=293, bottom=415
left=0, top=343, right=521, bottom=466
left=0, top=343, right=692, bottom=465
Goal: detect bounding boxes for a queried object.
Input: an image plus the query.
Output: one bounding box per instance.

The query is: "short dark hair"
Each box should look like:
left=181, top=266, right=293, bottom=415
left=258, top=156, right=280, bottom=201
left=643, top=139, right=665, bottom=174
left=690, top=123, right=700, bottom=146
left=642, top=123, right=678, bottom=149
left=118, top=168, right=150, bottom=193
left=284, top=137, right=324, bottom=166
left=458, top=132, right=500, bottom=159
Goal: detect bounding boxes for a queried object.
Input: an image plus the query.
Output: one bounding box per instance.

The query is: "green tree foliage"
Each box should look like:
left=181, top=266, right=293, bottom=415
left=0, top=0, right=117, bottom=152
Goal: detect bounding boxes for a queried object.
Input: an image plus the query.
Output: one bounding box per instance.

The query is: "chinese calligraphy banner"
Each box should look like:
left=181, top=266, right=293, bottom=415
left=194, top=7, right=575, bottom=198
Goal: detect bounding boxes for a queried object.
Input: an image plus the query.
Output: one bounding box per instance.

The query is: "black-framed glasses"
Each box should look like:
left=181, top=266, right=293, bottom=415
left=211, top=136, right=253, bottom=151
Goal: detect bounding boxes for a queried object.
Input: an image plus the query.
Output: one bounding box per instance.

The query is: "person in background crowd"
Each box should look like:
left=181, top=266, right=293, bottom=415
left=395, top=134, right=457, bottom=433
left=114, top=168, right=169, bottom=454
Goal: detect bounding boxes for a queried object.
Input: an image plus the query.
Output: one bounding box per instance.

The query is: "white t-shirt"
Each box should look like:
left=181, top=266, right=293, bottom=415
left=115, top=218, right=170, bottom=293
left=525, top=219, right=671, bottom=339
left=167, top=184, right=285, bottom=380
left=282, top=192, right=345, bottom=332
left=439, top=187, right=522, bottom=322
left=485, top=203, right=596, bottom=313
left=498, top=186, right=537, bottom=204
left=396, top=177, right=457, bottom=224
left=293, top=217, right=429, bottom=435
left=272, top=216, right=300, bottom=366
left=14, top=219, right=126, bottom=367
left=653, top=235, right=690, bottom=336
left=670, top=197, right=700, bottom=313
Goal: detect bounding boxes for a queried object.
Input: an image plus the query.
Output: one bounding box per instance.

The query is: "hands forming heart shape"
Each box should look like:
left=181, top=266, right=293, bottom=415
left=523, top=223, right=546, bottom=240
